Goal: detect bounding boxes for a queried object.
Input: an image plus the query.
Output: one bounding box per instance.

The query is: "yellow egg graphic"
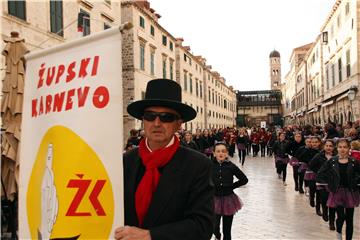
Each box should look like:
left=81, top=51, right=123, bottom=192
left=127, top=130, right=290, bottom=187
left=27, top=125, right=114, bottom=239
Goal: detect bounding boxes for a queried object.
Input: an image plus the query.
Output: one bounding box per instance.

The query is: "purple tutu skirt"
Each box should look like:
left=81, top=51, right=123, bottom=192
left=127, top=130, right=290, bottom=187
left=327, top=188, right=360, bottom=208
left=214, top=193, right=243, bottom=216
left=275, top=156, right=289, bottom=164
left=237, top=143, right=246, bottom=150
left=316, top=183, right=330, bottom=191
left=298, top=163, right=308, bottom=173
left=289, top=157, right=299, bottom=166
left=304, top=171, right=316, bottom=181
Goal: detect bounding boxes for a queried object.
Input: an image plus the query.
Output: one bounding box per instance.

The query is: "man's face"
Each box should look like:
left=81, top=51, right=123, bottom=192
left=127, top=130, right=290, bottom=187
left=143, top=106, right=182, bottom=147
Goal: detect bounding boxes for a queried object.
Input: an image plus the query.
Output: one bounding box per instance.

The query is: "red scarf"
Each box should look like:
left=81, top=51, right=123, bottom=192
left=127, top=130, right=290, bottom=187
left=135, top=137, right=180, bottom=226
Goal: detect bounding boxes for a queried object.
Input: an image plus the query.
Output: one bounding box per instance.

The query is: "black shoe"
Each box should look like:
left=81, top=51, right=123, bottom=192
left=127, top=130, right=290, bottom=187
left=322, top=213, right=329, bottom=222
left=316, top=209, right=322, bottom=216
left=295, top=186, right=299, bottom=191
left=310, top=199, right=315, bottom=207
left=329, top=222, right=335, bottom=231
left=299, top=188, right=304, bottom=194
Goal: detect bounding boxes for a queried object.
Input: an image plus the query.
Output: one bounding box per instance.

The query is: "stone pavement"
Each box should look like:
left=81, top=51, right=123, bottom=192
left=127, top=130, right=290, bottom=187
left=226, top=150, right=360, bottom=240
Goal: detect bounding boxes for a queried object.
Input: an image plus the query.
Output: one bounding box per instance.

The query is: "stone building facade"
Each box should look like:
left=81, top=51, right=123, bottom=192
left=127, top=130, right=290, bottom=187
left=1, top=1, right=121, bottom=51
left=121, top=0, right=237, bottom=135
left=1, top=0, right=237, bottom=143
left=283, top=0, right=360, bottom=126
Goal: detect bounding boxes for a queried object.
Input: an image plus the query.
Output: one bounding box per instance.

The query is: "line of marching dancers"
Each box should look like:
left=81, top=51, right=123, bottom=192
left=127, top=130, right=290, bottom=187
left=272, top=132, right=360, bottom=240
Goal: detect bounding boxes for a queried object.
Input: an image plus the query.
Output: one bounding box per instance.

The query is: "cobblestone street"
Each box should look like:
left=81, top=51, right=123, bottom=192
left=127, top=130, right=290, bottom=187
left=228, top=150, right=360, bottom=240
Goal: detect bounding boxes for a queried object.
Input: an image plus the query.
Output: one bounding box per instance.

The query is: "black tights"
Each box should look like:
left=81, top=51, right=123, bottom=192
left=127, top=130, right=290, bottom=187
left=260, top=143, right=266, bottom=157
left=252, top=144, right=259, bottom=156
left=320, top=189, right=335, bottom=224
left=214, top=214, right=234, bottom=240
left=292, top=166, right=299, bottom=189
left=238, top=149, right=246, bottom=165
left=309, top=180, right=321, bottom=210
left=276, top=162, right=287, bottom=182
left=336, top=207, right=354, bottom=240
left=299, top=170, right=306, bottom=189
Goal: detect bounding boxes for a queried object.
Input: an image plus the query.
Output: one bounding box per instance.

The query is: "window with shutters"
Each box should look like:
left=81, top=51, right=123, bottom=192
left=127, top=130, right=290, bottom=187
left=346, top=50, right=351, bottom=78
left=162, top=58, right=167, bottom=78
left=195, top=80, right=199, bottom=97
left=169, top=60, right=174, bottom=80
left=150, top=25, right=155, bottom=36
left=150, top=51, right=155, bottom=75
left=338, top=57, right=342, bottom=82
left=326, top=65, right=329, bottom=90
left=169, top=41, right=173, bottom=51
left=140, top=44, right=145, bottom=70
left=184, top=71, right=188, bottom=91
left=80, top=9, right=90, bottom=36
left=139, top=16, right=145, bottom=28
left=8, top=0, right=26, bottom=21
left=189, top=75, right=193, bottom=94
left=50, top=1, right=63, bottom=36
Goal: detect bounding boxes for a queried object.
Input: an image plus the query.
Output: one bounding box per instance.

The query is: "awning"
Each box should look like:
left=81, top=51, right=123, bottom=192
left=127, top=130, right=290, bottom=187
left=336, top=93, right=348, bottom=102
left=307, top=108, right=315, bottom=114
left=321, top=100, right=334, bottom=107
left=296, top=111, right=304, bottom=117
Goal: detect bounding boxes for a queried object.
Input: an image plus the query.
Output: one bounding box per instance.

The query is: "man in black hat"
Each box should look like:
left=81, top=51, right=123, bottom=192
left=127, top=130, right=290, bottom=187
left=115, top=79, right=214, bottom=240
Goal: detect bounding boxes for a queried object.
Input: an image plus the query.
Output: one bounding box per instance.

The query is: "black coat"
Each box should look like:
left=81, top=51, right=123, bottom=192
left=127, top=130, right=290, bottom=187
left=288, top=140, right=304, bottom=156
left=202, top=136, right=215, bottom=149
left=316, top=156, right=360, bottom=193
left=181, top=140, right=199, bottom=151
left=272, top=140, right=290, bottom=157
left=123, top=146, right=214, bottom=240
left=193, top=136, right=205, bottom=152
left=296, top=147, right=319, bottom=164
left=212, top=159, right=248, bottom=196
left=309, top=151, right=332, bottom=173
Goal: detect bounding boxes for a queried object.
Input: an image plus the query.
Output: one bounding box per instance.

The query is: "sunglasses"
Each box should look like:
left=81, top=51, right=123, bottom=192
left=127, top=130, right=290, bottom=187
left=143, top=111, right=181, bottom=123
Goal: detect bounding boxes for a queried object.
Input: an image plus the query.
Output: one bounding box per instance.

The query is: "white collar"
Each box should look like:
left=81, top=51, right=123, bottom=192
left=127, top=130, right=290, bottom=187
left=145, top=136, right=175, bottom=152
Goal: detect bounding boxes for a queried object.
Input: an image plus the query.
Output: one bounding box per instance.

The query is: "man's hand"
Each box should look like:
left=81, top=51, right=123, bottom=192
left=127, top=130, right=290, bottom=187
left=114, top=226, right=151, bottom=240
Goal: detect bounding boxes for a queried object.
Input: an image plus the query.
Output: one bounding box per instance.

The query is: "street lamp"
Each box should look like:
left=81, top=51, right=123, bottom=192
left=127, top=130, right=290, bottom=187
left=347, top=89, right=356, bottom=101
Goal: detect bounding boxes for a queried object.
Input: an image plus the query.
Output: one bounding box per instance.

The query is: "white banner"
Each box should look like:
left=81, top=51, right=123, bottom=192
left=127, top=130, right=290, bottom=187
left=19, top=27, right=123, bottom=239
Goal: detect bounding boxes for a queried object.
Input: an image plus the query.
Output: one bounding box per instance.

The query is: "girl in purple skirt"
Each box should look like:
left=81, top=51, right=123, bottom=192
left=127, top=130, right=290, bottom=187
left=317, top=139, right=360, bottom=240
left=305, top=136, right=321, bottom=213
left=310, top=139, right=336, bottom=230
left=212, top=142, right=248, bottom=240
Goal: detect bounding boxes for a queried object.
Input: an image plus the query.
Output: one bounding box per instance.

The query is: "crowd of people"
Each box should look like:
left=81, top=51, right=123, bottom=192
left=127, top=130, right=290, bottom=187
left=126, top=120, right=360, bottom=240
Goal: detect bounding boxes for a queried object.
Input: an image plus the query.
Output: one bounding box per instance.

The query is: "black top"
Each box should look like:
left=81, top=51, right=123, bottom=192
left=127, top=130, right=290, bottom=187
left=181, top=140, right=199, bottom=151
left=297, top=147, right=320, bottom=164
left=272, top=140, right=290, bottom=157
left=316, top=156, right=360, bottom=192
left=193, top=136, right=204, bottom=152
left=288, top=140, right=304, bottom=156
left=236, top=135, right=248, bottom=145
left=339, top=162, right=349, bottom=188
left=212, top=160, right=248, bottom=196
left=309, top=151, right=332, bottom=173
left=202, top=136, right=215, bottom=149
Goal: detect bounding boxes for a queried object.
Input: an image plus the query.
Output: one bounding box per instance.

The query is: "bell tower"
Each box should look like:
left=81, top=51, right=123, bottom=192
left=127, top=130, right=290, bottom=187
left=269, top=50, right=281, bottom=90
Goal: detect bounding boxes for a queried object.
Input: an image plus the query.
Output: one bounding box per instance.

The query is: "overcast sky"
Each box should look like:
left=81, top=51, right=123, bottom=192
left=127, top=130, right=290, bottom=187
left=149, top=0, right=336, bottom=91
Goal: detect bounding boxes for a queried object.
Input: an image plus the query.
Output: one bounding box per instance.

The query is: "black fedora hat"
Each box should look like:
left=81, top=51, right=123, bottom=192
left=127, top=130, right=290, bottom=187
left=127, top=79, right=197, bottom=122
